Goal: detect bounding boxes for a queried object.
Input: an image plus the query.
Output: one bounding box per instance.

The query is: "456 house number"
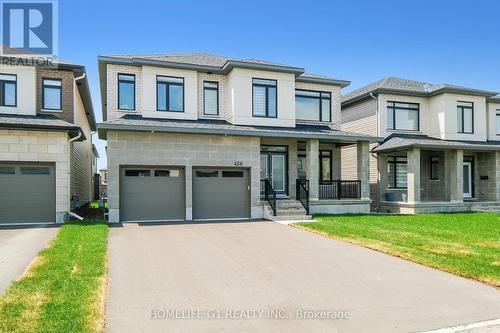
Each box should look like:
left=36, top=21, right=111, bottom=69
left=233, top=161, right=243, bottom=166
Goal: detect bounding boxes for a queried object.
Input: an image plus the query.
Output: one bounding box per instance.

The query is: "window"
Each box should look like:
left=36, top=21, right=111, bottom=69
left=319, top=150, right=332, bottom=181
left=196, top=170, right=218, bottom=177
left=496, top=110, right=500, bottom=135
left=125, top=169, right=150, bottom=177
left=154, top=169, right=180, bottom=177
left=118, top=74, right=135, bottom=110
left=0, top=74, right=16, bottom=107
left=0, top=167, right=15, bottom=174
left=457, top=101, right=473, bottom=133
left=42, top=79, right=62, bottom=110
left=430, top=156, right=439, bottom=180
left=387, top=157, right=407, bottom=189
left=387, top=101, right=419, bottom=131
left=295, top=90, right=331, bottom=122
left=252, top=78, right=277, bottom=118
left=222, top=171, right=244, bottom=178
left=157, top=76, right=184, bottom=112
left=20, top=167, right=50, bottom=175
left=203, top=81, right=218, bottom=115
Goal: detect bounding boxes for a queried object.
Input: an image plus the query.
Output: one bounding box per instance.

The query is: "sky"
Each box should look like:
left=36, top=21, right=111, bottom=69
left=57, top=0, right=500, bottom=169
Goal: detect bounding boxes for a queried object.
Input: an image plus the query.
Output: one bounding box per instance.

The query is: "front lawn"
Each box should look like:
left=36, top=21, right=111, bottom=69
left=295, top=213, right=500, bottom=287
left=0, top=221, right=108, bottom=333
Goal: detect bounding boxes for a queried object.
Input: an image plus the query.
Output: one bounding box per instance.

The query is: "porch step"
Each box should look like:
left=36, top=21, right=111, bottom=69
left=262, top=200, right=313, bottom=221
left=470, top=202, right=500, bottom=212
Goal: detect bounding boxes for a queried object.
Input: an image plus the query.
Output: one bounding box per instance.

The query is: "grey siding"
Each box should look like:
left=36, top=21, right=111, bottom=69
left=70, top=140, right=92, bottom=206
left=341, top=97, right=379, bottom=209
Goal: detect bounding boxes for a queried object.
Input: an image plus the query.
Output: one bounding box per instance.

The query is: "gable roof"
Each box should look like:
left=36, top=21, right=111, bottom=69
left=342, top=77, right=498, bottom=105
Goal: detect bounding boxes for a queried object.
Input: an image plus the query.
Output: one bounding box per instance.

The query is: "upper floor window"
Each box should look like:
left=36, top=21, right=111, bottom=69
left=296, top=90, right=331, bottom=122
left=387, top=101, right=419, bottom=131
left=387, top=156, right=407, bottom=189
left=457, top=101, right=473, bottom=134
left=0, top=74, right=16, bottom=107
left=42, top=78, right=62, bottom=110
left=118, top=74, right=135, bottom=110
left=496, top=110, right=500, bottom=135
left=252, top=78, right=277, bottom=118
left=157, top=76, right=184, bottom=112
left=203, top=81, right=218, bottom=115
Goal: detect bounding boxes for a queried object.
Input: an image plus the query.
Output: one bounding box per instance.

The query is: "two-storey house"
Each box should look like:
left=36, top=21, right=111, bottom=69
left=0, top=60, right=96, bottom=224
left=97, top=53, right=379, bottom=223
left=341, top=77, right=500, bottom=213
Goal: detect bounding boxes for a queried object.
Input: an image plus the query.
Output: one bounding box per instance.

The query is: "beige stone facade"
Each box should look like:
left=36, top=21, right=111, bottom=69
left=0, top=129, right=70, bottom=221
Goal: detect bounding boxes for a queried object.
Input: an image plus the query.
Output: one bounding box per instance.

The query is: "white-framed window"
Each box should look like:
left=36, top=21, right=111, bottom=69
left=42, top=78, right=62, bottom=110
left=203, top=81, right=218, bottom=115
left=387, top=101, right=419, bottom=131
left=457, top=101, right=473, bottom=134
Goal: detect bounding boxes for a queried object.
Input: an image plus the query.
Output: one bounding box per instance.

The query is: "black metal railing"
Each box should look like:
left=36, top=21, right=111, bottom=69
left=296, top=179, right=310, bottom=214
left=319, top=180, right=361, bottom=200
left=260, top=179, right=277, bottom=216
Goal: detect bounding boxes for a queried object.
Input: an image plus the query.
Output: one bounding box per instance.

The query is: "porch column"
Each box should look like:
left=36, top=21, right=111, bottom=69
left=407, top=147, right=421, bottom=203
left=306, top=139, right=319, bottom=201
left=357, top=141, right=370, bottom=199
left=445, top=149, right=463, bottom=202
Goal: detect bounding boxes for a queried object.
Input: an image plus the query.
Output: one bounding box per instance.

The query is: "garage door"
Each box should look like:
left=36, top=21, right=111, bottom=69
left=120, top=167, right=185, bottom=222
left=0, top=163, right=55, bottom=224
left=193, top=168, right=250, bottom=220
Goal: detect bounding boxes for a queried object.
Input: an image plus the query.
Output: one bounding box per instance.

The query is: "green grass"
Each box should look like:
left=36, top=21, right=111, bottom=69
left=88, top=201, right=108, bottom=209
left=296, top=213, right=500, bottom=287
left=0, top=221, right=108, bottom=333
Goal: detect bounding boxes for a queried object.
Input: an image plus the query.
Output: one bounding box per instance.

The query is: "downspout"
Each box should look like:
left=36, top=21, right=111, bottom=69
left=369, top=92, right=381, bottom=211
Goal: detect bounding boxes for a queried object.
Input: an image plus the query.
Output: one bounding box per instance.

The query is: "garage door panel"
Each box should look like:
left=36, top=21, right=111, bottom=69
left=193, top=169, right=249, bottom=220
left=120, top=167, right=185, bottom=222
left=0, top=164, right=55, bottom=224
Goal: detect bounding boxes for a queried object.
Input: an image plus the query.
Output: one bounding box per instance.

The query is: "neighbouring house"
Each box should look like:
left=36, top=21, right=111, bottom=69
left=96, top=53, right=380, bottom=223
left=0, top=60, right=96, bottom=224
left=341, top=77, right=500, bottom=213
left=99, top=168, right=108, bottom=197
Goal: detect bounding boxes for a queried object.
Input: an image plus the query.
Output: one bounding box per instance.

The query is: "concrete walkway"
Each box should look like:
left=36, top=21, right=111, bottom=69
left=0, top=226, right=59, bottom=293
left=107, top=221, right=500, bottom=333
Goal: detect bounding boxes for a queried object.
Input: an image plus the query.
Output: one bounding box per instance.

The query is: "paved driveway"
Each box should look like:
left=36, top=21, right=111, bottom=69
left=0, top=226, right=59, bottom=293
left=108, top=221, right=500, bottom=333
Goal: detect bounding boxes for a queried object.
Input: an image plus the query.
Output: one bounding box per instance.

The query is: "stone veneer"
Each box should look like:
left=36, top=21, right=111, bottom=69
left=0, top=129, right=70, bottom=222
left=106, top=130, right=261, bottom=222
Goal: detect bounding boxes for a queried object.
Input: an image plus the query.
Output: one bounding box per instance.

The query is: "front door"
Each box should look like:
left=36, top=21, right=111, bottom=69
left=463, top=161, right=472, bottom=199
left=260, top=146, right=288, bottom=196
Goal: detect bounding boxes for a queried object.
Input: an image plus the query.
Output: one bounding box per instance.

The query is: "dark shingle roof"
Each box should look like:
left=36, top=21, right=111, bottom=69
left=97, top=114, right=380, bottom=142
left=342, top=77, right=498, bottom=105
left=489, top=94, right=500, bottom=102
left=0, top=114, right=83, bottom=138
left=373, top=134, right=500, bottom=152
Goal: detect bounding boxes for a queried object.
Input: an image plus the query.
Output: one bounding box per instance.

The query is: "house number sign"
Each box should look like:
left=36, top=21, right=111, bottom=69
left=234, top=161, right=243, bottom=166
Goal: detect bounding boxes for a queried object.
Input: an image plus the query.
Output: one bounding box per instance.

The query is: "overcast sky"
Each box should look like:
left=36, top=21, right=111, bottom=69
left=57, top=0, right=500, bottom=169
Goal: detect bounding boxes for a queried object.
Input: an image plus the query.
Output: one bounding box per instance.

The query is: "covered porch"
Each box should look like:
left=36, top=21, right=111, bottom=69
left=259, top=137, right=373, bottom=216
left=375, top=135, right=500, bottom=214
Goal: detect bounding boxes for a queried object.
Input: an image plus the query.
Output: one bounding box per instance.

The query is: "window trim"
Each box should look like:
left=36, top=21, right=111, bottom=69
left=457, top=101, right=474, bottom=134
left=387, top=156, right=408, bottom=189
left=117, top=73, right=136, bottom=111
left=156, top=75, right=185, bottom=112
left=295, top=89, right=331, bottom=122
left=0, top=73, right=17, bottom=107
left=430, top=156, right=439, bottom=180
left=41, top=78, right=62, bottom=111
left=203, top=81, right=219, bottom=116
left=252, top=78, right=278, bottom=118
left=496, top=109, right=500, bottom=136
left=387, top=101, right=420, bottom=131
